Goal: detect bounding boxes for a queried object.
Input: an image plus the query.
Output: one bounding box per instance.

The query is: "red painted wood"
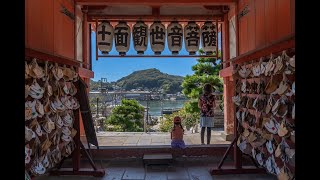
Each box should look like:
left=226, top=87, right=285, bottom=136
left=265, top=0, right=277, bottom=44
left=25, top=48, right=80, bottom=67
left=239, top=15, right=248, bottom=54
left=74, top=2, right=77, bottom=70
left=255, top=0, right=266, bottom=48
left=238, top=0, right=244, bottom=11
left=54, top=0, right=75, bottom=59
left=83, top=9, right=88, bottom=67
left=219, top=66, right=233, bottom=78
left=222, top=14, right=230, bottom=67
left=78, top=67, right=94, bottom=78
left=235, top=2, right=239, bottom=56
left=232, top=35, right=295, bottom=64
left=25, top=1, right=28, bottom=47
left=88, top=15, right=224, bottom=22
left=291, top=0, right=295, bottom=34
left=26, top=0, right=54, bottom=54
left=276, top=0, right=292, bottom=39
left=235, top=0, right=294, bottom=56
left=247, top=0, right=255, bottom=52
left=75, top=0, right=235, bottom=6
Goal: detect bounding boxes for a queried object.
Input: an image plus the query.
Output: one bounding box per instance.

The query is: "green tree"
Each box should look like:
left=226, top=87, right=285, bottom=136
left=159, top=106, right=200, bottom=132
left=159, top=115, right=174, bottom=132
left=104, top=99, right=145, bottom=132
left=181, top=49, right=223, bottom=118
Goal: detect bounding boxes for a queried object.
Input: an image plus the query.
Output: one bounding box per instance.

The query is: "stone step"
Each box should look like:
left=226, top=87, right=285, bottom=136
left=143, top=153, right=174, bottom=167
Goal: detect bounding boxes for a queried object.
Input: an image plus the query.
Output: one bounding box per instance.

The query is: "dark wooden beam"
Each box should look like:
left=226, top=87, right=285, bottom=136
left=25, top=48, right=81, bottom=67
left=152, top=7, right=160, bottom=18
left=211, top=168, right=266, bottom=175
left=87, top=15, right=224, bottom=22
left=97, top=55, right=219, bottom=58
left=75, top=0, right=236, bottom=6
left=203, top=5, right=223, bottom=10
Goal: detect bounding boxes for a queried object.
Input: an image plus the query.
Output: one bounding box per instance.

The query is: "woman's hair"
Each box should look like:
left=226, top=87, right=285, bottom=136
left=172, top=123, right=184, bottom=132
left=203, top=83, right=213, bottom=95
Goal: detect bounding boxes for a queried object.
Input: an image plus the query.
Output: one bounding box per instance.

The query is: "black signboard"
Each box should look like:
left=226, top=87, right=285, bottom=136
left=77, top=78, right=99, bottom=146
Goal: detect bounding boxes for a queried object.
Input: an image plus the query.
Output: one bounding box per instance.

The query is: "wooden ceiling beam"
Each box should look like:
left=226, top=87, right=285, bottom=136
left=75, top=0, right=236, bottom=6
left=87, top=14, right=224, bottom=22
left=84, top=5, right=108, bottom=11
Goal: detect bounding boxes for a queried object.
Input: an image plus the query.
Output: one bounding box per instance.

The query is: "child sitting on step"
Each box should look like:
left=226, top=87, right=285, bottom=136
left=171, top=116, right=186, bottom=149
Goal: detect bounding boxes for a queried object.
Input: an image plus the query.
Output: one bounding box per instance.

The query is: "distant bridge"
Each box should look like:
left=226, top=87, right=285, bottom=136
left=89, top=91, right=162, bottom=102
left=90, top=91, right=154, bottom=95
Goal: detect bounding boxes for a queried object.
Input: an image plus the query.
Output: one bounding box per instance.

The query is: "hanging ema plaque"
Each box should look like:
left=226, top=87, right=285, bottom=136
left=184, top=21, right=200, bottom=55
left=133, top=21, right=148, bottom=55
left=114, top=21, right=131, bottom=55
left=150, top=21, right=166, bottom=55
left=167, top=21, right=183, bottom=55
left=97, top=21, right=114, bottom=54
left=201, top=21, right=217, bottom=55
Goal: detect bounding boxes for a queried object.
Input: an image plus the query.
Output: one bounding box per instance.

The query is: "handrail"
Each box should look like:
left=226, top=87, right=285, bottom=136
left=25, top=48, right=91, bottom=68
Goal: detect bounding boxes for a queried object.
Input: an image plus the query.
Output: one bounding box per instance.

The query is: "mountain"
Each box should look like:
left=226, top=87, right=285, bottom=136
left=90, top=68, right=184, bottom=94
left=116, top=68, right=184, bottom=93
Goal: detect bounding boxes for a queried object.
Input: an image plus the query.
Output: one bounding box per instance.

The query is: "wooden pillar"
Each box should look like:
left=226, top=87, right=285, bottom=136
left=79, top=8, right=91, bottom=136
left=82, top=8, right=89, bottom=69
left=233, top=1, right=241, bottom=168
left=79, top=77, right=90, bottom=136
left=222, top=13, right=230, bottom=68
left=222, top=10, right=233, bottom=139
left=223, top=77, right=235, bottom=137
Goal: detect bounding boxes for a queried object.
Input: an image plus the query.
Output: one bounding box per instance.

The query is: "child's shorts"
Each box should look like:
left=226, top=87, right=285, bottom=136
left=171, top=140, right=186, bottom=149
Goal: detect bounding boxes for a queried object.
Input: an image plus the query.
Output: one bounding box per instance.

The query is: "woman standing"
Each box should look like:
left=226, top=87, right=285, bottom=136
left=198, top=83, right=216, bottom=145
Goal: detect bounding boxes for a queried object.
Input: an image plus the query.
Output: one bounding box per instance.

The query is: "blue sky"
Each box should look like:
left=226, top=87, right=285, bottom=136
left=91, top=31, right=221, bottom=82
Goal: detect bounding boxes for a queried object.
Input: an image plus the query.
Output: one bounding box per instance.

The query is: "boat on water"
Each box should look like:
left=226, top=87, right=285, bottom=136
left=161, top=108, right=180, bottom=114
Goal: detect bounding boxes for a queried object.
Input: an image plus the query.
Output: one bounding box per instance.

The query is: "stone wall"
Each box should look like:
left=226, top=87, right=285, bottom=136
left=214, top=100, right=224, bottom=128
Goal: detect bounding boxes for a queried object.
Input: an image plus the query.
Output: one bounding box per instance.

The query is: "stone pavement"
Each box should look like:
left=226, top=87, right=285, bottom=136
left=34, top=157, right=277, bottom=180
left=82, top=128, right=231, bottom=147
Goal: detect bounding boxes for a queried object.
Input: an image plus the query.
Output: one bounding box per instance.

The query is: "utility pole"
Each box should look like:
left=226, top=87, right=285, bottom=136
left=146, top=93, right=149, bottom=125
left=96, top=97, right=99, bottom=118
left=161, top=92, right=163, bottom=117
left=99, top=77, right=108, bottom=131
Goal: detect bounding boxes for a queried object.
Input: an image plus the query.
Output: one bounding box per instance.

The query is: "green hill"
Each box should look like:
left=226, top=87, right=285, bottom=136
left=90, top=68, right=184, bottom=94
left=117, top=68, right=183, bottom=93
